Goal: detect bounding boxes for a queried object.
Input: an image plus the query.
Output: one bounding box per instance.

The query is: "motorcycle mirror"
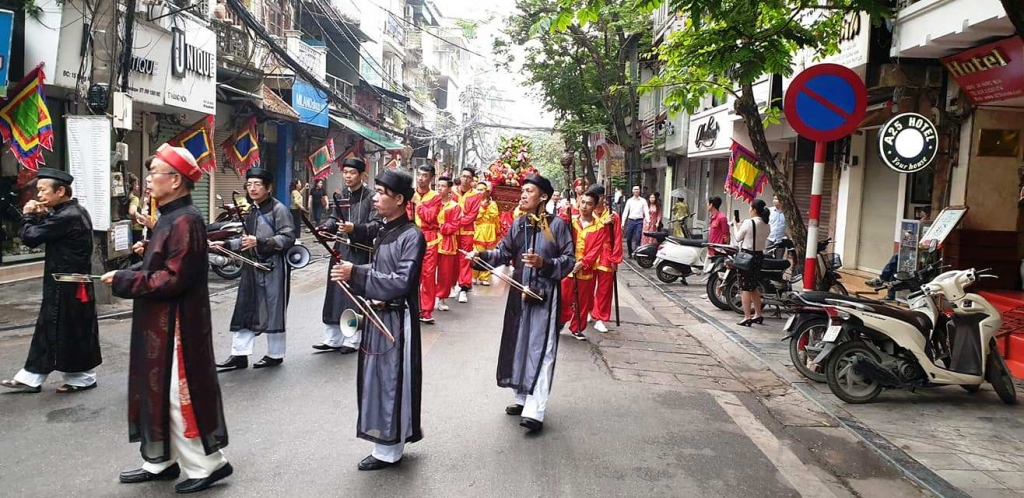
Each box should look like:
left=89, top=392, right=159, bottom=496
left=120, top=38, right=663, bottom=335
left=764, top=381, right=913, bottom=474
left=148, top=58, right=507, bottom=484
left=216, top=194, right=223, bottom=201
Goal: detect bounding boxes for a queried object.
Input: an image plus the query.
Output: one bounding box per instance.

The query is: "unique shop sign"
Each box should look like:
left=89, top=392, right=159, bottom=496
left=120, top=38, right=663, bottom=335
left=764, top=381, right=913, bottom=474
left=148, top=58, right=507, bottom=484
left=878, top=112, right=938, bottom=174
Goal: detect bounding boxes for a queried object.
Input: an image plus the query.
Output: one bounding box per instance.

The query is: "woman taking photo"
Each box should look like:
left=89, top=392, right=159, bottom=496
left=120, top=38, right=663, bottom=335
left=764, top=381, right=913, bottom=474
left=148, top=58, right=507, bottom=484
left=733, top=199, right=770, bottom=326
left=640, top=193, right=662, bottom=245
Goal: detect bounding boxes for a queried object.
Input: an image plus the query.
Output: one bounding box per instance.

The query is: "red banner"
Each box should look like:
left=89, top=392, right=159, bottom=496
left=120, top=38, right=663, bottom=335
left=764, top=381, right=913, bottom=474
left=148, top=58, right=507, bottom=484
left=942, top=37, right=1024, bottom=105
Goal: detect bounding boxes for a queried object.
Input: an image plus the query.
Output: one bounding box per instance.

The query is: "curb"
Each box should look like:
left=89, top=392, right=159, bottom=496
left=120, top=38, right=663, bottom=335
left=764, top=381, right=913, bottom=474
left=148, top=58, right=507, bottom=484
left=622, top=259, right=970, bottom=498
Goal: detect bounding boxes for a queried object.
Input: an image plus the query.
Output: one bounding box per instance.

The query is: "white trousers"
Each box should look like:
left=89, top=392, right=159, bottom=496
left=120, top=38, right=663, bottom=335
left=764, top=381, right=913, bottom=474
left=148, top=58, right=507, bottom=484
left=142, top=339, right=228, bottom=479
left=514, top=329, right=558, bottom=422
left=14, top=368, right=96, bottom=388
left=372, top=442, right=405, bottom=463
left=231, top=329, right=286, bottom=359
left=323, top=324, right=361, bottom=349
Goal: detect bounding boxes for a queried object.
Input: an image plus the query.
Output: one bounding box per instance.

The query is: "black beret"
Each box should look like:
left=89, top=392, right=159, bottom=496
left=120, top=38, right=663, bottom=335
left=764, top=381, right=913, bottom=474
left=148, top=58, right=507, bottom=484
left=245, top=167, right=274, bottom=185
left=36, top=167, right=73, bottom=184
left=376, top=169, right=414, bottom=202
left=522, top=174, right=554, bottom=199
left=341, top=157, right=366, bottom=173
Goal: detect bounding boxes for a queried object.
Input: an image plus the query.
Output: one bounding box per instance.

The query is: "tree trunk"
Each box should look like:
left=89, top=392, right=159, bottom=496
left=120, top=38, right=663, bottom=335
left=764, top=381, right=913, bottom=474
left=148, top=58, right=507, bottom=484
left=579, top=134, right=597, bottom=186
left=734, top=83, right=809, bottom=257
left=998, top=0, right=1024, bottom=39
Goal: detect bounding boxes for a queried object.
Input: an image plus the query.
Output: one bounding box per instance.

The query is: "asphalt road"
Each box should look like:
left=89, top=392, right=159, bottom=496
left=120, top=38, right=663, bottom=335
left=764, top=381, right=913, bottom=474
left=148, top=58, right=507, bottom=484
left=0, top=260, right=927, bottom=497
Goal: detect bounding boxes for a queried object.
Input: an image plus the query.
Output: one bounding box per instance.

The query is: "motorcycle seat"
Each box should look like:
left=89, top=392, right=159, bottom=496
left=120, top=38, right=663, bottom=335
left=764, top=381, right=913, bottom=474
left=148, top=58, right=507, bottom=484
left=797, top=292, right=932, bottom=337
left=762, top=258, right=791, bottom=271
left=666, top=236, right=707, bottom=247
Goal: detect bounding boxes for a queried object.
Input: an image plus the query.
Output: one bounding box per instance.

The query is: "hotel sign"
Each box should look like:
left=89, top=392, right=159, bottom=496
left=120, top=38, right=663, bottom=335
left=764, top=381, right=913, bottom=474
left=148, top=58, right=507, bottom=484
left=941, top=37, right=1024, bottom=105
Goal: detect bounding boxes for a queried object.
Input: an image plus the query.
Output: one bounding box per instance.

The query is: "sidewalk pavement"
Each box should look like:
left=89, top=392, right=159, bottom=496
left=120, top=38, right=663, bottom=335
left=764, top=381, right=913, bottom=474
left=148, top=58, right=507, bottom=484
left=600, top=261, right=1024, bottom=498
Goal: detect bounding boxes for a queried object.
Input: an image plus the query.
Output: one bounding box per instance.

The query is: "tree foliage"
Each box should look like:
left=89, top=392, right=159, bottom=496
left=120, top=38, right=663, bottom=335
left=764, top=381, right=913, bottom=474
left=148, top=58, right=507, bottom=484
left=549, top=0, right=890, bottom=265
left=496, top=0, right=650, bottom=186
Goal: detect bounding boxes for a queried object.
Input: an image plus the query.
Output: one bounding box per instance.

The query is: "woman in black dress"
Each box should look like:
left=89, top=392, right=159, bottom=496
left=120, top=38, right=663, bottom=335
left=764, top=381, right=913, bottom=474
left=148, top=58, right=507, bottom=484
left=734, top=199, right=770, bottom=326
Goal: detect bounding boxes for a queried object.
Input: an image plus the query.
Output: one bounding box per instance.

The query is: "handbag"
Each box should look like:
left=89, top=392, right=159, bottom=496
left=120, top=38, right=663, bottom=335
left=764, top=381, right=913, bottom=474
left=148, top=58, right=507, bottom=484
left=732, top=220, right=756, bottom=271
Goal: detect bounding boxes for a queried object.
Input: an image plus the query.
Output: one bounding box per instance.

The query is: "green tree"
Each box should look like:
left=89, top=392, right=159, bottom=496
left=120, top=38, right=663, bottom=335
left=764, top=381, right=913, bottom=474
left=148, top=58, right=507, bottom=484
left=496, top=0, right=649, bottom=186
left=551, top=0, right=889, bottom=262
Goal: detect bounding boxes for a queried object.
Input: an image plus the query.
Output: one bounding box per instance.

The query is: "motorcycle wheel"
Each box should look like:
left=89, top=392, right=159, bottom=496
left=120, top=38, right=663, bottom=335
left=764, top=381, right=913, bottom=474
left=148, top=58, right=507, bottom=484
left=724, top=277, right=744, bottom=314
left=789, top=317, right=829, bottom=383
left=635, top=255, right=655, bottom=269
left=986, top=339, right=1019, bottom=405
left=706, top=273, right=731, bottom=311
left=212, top=260, right=243, bottom=280
left=826, top=340, right=884, bottom=404
left=656, top=261, right=680, bottom=283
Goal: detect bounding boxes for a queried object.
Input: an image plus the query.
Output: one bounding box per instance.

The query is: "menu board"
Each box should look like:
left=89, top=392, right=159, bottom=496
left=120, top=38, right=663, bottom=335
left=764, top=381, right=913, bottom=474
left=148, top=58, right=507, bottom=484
left=919, top=206, right=968, bottom=250
left=66, top=116, right=111, bottom=231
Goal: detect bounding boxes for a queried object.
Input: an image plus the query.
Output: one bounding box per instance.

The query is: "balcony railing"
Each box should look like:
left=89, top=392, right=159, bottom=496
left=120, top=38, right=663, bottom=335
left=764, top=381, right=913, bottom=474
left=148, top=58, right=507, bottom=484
left=327, top=74, right=354, bottom=103
left=213, top=19, right=261, bottom=73
left=384, top=13, right=406, bottom=47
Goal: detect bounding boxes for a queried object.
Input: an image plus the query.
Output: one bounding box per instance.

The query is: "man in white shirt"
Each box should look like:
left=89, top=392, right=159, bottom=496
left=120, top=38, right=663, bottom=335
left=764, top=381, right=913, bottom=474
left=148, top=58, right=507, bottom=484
left=547, top=190, right=563, bottom=215
left=767, top=195, right=787, bottom=258
left=620, top=186, right=648, bottom=257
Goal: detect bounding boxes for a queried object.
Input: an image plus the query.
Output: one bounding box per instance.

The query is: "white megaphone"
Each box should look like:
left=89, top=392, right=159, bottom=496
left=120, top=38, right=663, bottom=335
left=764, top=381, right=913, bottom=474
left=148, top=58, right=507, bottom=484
left=340, top=308, right=363, bottom=338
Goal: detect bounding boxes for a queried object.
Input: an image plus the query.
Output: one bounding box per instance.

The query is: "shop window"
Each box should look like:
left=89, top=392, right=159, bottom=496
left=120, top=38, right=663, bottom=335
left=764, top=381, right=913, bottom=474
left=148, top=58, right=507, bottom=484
left=977, top=129, right=1021, bottom=158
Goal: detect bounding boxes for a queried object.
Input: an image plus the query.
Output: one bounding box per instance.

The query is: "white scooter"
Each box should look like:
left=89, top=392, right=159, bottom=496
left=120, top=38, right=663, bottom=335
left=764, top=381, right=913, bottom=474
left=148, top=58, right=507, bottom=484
left=653, top=220, right=707, bottom=285
left=807, top=268, right=1017, bottom=404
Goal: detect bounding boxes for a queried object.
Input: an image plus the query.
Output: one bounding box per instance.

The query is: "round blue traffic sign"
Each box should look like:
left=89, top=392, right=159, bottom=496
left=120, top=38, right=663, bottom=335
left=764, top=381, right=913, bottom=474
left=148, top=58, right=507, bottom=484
left=784, top=64, right=867, bottom=142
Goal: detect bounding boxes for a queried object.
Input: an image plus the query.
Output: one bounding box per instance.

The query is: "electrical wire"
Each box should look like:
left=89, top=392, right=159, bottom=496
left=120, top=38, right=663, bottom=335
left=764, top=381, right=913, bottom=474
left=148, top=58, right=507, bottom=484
left=365, top=0, right=491, bottom=61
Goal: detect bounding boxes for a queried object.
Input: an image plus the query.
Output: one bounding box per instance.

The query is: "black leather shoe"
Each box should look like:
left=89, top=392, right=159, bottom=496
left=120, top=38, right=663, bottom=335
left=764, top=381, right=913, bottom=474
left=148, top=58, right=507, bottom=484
left=505, top=404, right=524, bottom=416
left=520, top=417, right=543, bottom=433
left=174, top=462, right=233, bottom=493
left=252, top=356, right=283, bottom=369
left=338, top=346, right=357, bottom=355
left=312, top=343, right=342, bottom=351
left=358, top=455, right=399, bottom=471
left=119, top=463, right=181, bottom=483
left=215, top=355, right=247, bottom=371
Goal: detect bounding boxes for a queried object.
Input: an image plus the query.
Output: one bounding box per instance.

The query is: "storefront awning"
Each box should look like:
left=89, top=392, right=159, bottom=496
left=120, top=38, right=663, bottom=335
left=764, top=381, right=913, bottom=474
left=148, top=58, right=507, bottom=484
left=217, top=83, right=263, bottom=103
left=261, top=86, right=300, bottom=122
left=329, top=115, right=404, bottom=151
left=372, top=84, right=410, bottom=103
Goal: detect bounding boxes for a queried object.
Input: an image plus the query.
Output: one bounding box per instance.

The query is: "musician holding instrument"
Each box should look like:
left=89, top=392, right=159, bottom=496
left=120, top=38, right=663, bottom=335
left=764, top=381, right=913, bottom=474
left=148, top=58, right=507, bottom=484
left=330, top=169, right=425, bottom=471
left=2, top=167, right=101, bottom=394
left=313, top=157, right=379, bottom=354
left=215, top=168, right=296, bottom=371
left=102, top=146, right=232, bottom=492
left=465, top=174, right=575, bottom=434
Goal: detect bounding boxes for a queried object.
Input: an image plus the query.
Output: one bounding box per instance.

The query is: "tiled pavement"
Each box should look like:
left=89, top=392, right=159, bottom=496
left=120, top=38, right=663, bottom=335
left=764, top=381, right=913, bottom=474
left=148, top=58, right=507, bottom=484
left=601, top=261, right=1024, bottom=498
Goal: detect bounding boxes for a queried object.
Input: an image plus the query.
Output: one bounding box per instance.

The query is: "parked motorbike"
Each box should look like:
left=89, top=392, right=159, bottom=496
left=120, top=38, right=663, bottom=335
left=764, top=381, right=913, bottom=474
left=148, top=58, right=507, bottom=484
left=652, top=216, right=707, bottom=285
left=720, top=238, right=846, bottom=316
left=208, top=220, right=245, bottom=280
left=783, top=260, right=944, bottom=383
left=634, top=215, right=694, bottom=269
left=704, top=243, right=739, bottom=311
left=810, top=268, right=1017, bottom=404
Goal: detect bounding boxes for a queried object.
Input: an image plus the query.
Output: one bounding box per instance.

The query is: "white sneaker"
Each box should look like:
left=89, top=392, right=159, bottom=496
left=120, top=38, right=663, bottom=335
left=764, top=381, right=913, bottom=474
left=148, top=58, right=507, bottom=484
left=594, top=320, right=608, bottom=333
left=458, top=290, right=468, bottom=303
left=437, top=299, right=450, bottom=311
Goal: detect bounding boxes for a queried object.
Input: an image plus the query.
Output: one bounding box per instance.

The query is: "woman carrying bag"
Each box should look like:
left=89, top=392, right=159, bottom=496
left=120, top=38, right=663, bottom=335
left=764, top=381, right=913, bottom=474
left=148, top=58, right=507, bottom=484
left=732, top=199, right=771, bottom=326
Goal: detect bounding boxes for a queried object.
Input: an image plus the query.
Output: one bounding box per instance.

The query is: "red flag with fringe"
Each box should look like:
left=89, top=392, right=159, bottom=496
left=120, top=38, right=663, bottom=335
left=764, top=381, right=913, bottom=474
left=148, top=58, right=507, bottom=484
left=307, top=138, right=335, bottom=181
left=167, top=116, right=217, bottom=172
left=221, top=116, right=260, bottom=174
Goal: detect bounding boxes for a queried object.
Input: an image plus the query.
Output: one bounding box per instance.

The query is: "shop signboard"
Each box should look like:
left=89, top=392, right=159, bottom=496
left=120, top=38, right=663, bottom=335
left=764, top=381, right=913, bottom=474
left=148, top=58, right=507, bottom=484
left=878, top=113, right=938, bottom=174
left=897, top=219, right=921, bottom=274
left=125, top=22, right=171, bottom=107
left=941, top=37, right=1024, bottom=105
left=67, top=116, right=112, bottom=231
left=820, top=12, right=870, bottom=70
left=688, top=109, right=734, bottom=158
left=0, top=10, right=11, bottom=96
left=165, top=19, right=216, bottom=114
left=919, top=206, right=968, bottom=250
left=292, top=79, right=328, bottom=128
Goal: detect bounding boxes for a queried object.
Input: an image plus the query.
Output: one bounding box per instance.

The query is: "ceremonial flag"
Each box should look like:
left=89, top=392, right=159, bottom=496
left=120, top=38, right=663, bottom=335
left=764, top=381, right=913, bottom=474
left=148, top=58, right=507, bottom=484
left=724, top=141, right=768, bottom=203
left=334, top=140, right=366, bottom=172
left=382, top=153, right=399, bottom=170
left=0, top=65, right=54, bottom=171
left=221, top=116, right=260, bottom=174
left=167, top=115, right=217, bottom=172
left=307, top=138, right=335, bottom=181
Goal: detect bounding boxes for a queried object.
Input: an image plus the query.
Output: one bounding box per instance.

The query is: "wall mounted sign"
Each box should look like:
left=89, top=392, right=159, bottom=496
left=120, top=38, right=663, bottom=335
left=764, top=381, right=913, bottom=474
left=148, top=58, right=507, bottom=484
left=292, top=79, right=328, bottom=128
left=0, top=10, right=13, bottom=97
left=878, top=112, right=938, bottom=174
left=941, top=37, right=1024, bottom=105
left=693, top=115, right=720, bottom=149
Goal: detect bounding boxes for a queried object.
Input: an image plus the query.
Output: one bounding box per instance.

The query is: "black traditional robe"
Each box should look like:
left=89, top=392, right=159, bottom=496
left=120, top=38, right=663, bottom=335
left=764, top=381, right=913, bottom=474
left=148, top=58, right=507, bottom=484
left=478, top=213, right=575, bottom=395
left=18, top=199, right=101, bottom=375
left=321, top=184, right=379, bottom=324
left=228, top=197, right=295, bottom=334
left=112, top=195, right=228, bottom=463
left=348, top=214, right=425, bottom=445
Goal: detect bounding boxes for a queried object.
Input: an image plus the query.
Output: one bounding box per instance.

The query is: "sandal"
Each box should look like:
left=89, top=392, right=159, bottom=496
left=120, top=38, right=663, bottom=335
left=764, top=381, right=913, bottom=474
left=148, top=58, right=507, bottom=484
left=56, top=382, right=97, bottom=394
left=1, top=379, right=42, bottom=393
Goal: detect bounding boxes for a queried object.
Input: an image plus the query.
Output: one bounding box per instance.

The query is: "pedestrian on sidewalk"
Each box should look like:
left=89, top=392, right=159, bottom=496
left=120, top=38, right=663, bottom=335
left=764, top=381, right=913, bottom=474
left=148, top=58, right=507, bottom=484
left=467, top=174, right=575, bottom=434
left=435, top=176, right=462, bottom=312
left=621, top=186, right=647, bottom=259
left=706, top=196, right=730, bottom=255
left=216, top=168, right=296, bottom=371
left=2, top=168, right=101, bottom=394
left=313, top=158, right=378, bottom=354
left=409, top=165, right=442, bottom=324
left=641, top=193, right=662, bottom=245
left=330, top=168, right=424, bottom=470
left=733, top=199, right=770, bottom=327
left=455, top=167, right=483, bottom=304
left=289, top=179, right=307, bottom=239
left=560, top=187, right=608, bottom=340
left=766, top=195, right=787, bottom=259
left=309, top=179, right=326, bottom=224
left=102, top=145, right=232, bottom=493
left=591, top=186, right=622, bottom=333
